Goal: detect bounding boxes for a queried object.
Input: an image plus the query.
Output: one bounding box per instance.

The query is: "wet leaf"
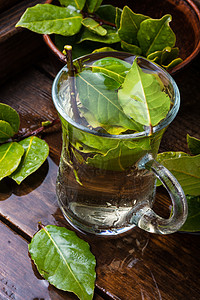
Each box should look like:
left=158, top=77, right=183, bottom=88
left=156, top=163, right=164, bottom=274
left=78, top=26, right=120, bottom=44
left=118, top=59, right=171, bottom=127
left=0, top=120, right=15, bottom=143
left=59, top=0, right=86, bottom=10
left=180, top=195, right=200, bottom=232
left=156, top=152, right=200, bottom=196
left=29, top=225, right=96, bottom=300
left=118, top=6, right=149, bottom=45
left=85, top=0, right=103, bottom=13
left=0, top=103, right=20, bottom=134
left=187, top=134, right=200, bottom=155
left=10, top=136, right=49, bottom=184
left=137, top=14, right=176, bottom=56
left=121, top=40, right=142, bottom=55
left=89, top=56, right=131, bottom=84
left=16, top=4, right=82, bottom=36
left=81, top=18, right=107, bottom=36
left=0, top=142, right=24, bottom=181
left=87, top=138, right=150, bottom=171
left=76, top=69, right=142, bottom=133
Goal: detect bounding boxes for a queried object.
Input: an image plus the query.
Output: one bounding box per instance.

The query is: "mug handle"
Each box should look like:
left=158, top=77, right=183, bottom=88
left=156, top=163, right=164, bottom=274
left=131, top=154, right=188, bottom=234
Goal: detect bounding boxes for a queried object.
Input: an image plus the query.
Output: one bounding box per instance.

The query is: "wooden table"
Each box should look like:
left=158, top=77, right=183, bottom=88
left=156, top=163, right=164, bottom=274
left=0, top=1, right=200, bottom=299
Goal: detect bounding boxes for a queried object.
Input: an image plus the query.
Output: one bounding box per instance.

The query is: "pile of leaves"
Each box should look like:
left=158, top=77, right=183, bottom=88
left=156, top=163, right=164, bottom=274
left=16, top=0, right=182, bottom=69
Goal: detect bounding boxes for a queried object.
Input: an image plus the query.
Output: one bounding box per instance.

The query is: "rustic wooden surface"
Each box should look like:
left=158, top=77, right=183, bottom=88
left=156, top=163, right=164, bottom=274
left=0, top=0, right=200, bottom=299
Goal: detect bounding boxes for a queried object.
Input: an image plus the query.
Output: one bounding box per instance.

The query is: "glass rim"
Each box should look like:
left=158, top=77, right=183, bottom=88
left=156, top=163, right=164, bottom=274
left=52, top=52, right=180, bottom=140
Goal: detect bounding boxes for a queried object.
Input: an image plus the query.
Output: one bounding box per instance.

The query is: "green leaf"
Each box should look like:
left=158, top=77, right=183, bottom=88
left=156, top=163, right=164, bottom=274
left=118, top=58, right=171, bottom=127
left=121, top=40, right=142, bottom=55
left=78, top=26, right=120, bottom=44
left=0, top=103, right=20, bottom=134
left=0, top=120, right=15, bottom=143
left=76, top=69, right=142, bottom=133
left=187, top=134, right=200, bottom=155
left=10, top=136, right=49, bottom=184
left=85, top=0, right=103, bottom=13
left=81, top=18, right=107, bottom=36
left=118, top=6, right=149, bottom=45
left=180, top=195, right=200, bottom=232
left=89, top=56, right=131, bottom=84
left=29, top=225, right=96, bottom=300
left=87, top=138, right=150, bottom=171
left=92, top=47, right=116, bottom=53
left=156, top=152, right=200, bottom=196
left=137, top=14, right=176, bottom=56
left=115, top=7, right=122, bottom=29
left=16, top=4, right=83, bottom=36
left=0, top=142, right=24, bottom=181
left=59, top=0, right=86, bottom=10
left=96, top=5, right=116, bottom=24
left=162, top=58, right=183, bottom=70
left=160, top=46, right=179, bottom=65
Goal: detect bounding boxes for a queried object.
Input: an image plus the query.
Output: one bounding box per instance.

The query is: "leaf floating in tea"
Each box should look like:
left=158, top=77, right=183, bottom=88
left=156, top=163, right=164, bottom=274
left=29, top=225, right=96, bottom=300
left=0, top=142, right=24, bottom=180
left=118, top=58, right=171, bottom=127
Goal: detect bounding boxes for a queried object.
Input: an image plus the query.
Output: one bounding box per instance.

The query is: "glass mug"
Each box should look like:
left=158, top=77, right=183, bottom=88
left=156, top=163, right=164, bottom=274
left=52, top=52, right=188, bottom=236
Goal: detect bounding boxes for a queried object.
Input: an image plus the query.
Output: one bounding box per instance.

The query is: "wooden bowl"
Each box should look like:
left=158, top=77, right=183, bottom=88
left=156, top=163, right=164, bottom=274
left=43, top=0, right=200, bottom=75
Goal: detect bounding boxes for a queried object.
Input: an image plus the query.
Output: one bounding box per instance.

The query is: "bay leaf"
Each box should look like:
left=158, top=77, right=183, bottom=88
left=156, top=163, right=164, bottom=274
left=0, top=142, right=24, bottom=181
left=160, top=46, right=179, bottom=65
left=118, top=59, right=171, bottom=127
left=96, top=5, right=116, bottom=24
left=137, top=14, right=176, bottom=56
left=187, top=134, right=200, bottom=155
left=85, top=0, right=103, bottom=13
left=78, top=26, right=120, bottom=44
left=0, top=120, right=15, bottom=143
left=118, top=6, right=149, bottom=45
left=81, top=18, right=107, bottom=36
left=0, top=103, right=20, bottom=134
left=88, top=56, right=131, bottom=84
left=59, top=0, right=86, bottom=10
left=76, top=70, right=142, bottom=132
left=92, top=47, right=116, bottom=53
left=29, top=225, right=96, bottom=300
left=121, top=40, right=142, bottom=55
left=87, top=138, right=150, bottom=171
left=10, top=136, right=49, bottom=184
left=156, top=152, right=200, bottom=196
left=115, top=7, right=122, bottom=29
left=180, top=195, right=200, bottom=232
left=16, top=4, right=83, bottom=36
left=162, top=58, right=183, bottom=70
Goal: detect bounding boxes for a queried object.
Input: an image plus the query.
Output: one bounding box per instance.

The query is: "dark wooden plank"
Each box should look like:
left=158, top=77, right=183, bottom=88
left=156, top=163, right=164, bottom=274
left=0, top=0, right=46, bottom=84
left=0, top=0, right=23, bottom=13
left=0, top=221, right=104, bottom=300
left=0, top=61, right=200, bottom=300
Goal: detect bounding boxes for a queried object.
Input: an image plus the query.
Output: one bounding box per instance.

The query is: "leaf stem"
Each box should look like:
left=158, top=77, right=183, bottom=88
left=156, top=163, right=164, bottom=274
left=63, top=45, right=80, bottom=123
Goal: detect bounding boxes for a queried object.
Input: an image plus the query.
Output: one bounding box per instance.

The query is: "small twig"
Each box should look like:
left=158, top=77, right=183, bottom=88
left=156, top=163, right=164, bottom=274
left=149, top=124, right=153, bottom=136
left=12, top=119, right=60, bottom=142
left=63, top=45, right=80, bottom=122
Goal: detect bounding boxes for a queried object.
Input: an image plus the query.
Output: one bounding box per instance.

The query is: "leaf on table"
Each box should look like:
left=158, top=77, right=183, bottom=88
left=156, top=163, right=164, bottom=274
left=29, top=225, right=96, bottom=300
left=10, top=136, right=49, bottom=184
left=81, top=18, right=107, bottom=36
left=85, top=0, right=103, bottom=13
left=16, top=4, right=83, bottom=36
left=0, top=142, right=24, bottom=181
left=76, top=69, right=142, bottom=133
left=118, top=6, right=149, bottom=45
left=180, top=195, right=200, bottom=232
left=0, top=120, right=15, bottom=143
left=118, top=58, right=171, bottom=127
left=187, top=134, right=200, bottom=155
left=87, top=137, right=150, bottom=171
left=96, top=5, right=117, bottom=24
left=88, top=56, right=131, bottom=84
left=78, top=26, right=120, bottom=44
left=0, top=103, right=20, bottom=134
left=137, top=14, right=176, bottom=56
left=59, top=0, right=86, bottom=10
left=121, top=40, right=142, bottom=55
left=156, top=152, right=200, bottom=196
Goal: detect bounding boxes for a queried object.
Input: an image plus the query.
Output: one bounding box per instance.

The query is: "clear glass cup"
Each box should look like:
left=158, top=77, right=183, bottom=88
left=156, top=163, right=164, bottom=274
left=52, top=52, right=188, bottom=236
